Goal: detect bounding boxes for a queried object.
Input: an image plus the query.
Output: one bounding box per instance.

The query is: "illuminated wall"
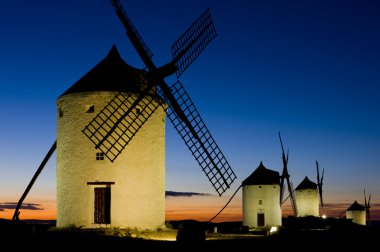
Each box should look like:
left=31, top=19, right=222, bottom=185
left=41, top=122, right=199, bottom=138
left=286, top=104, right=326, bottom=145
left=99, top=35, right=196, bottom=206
left=295, top=188, right=319, bottom=217
left=346, top=210, right=366, bottom=225
left=56, top=91, right=166, bottom=229
left=242, top=184, right=281, bottom=228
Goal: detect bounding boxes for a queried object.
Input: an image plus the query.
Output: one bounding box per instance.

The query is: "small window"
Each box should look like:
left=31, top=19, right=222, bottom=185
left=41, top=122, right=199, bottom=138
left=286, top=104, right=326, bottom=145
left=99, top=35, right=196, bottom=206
left=86, top=105, right=95, bottom=113
left=58, top=108, right=63, bottom=117
left=96, top=152, right=105, bottom=160
left=259, top=200, right=263, bottom=205
left=259, top=185, right=262, bottom=188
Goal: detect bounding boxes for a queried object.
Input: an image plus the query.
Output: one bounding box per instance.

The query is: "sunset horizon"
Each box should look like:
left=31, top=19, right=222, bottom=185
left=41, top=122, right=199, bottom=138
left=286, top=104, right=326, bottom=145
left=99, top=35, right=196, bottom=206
left=1, top=192, right=378, bottom=222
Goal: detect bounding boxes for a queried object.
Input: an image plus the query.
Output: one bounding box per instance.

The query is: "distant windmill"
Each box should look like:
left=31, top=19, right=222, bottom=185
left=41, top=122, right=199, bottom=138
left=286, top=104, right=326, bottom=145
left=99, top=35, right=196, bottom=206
left=13, top=0, right=236, bottom=228
left=316, top=160, right=324, bottom=208
left=278, top=132, right=297, bottom=216
left=364, top=189, right=371, bottom=224
left=242, top=162, right=282, bottom=228
left=346, top=200, right=366, bottom=225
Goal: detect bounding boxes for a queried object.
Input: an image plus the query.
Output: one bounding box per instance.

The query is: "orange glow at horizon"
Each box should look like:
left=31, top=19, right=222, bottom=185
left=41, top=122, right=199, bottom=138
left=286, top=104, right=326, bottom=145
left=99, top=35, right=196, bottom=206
left=165, top=195, right=242, bottom=223
left=1, top=196, right=379, bottom=222
left=0, top=200, right=56, bottom=220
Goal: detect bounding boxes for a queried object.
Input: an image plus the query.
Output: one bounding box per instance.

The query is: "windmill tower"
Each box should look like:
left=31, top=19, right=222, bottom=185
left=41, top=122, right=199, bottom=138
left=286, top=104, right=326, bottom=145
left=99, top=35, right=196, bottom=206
left=294, top=161, right=324, bottom=217
left=346, top=190, right=371, bottom=226
left=56, top=46, right=167, bottom=228
left=294, top=176, right=319, bottom=217
left=242, top=162, right=281, bottom=228
left=55, top=0, right=236, bottom=229
left=346, top=201, right=366, bottom=226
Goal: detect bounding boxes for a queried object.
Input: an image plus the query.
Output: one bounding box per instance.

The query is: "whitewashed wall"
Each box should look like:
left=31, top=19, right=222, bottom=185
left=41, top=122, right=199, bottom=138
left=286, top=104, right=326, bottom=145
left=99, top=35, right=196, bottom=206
left=56, top=91, right=166, bottom=229
left=295, top=189, right=319, bottom=217
left=242, top=184, right=281, bottom=228
left=346, top=210, right=366, bottom=226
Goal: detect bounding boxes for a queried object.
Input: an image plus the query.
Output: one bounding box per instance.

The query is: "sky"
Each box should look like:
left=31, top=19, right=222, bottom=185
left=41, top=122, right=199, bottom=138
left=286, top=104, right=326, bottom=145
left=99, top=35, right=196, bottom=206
left=0, top=0, right=379, bottom=222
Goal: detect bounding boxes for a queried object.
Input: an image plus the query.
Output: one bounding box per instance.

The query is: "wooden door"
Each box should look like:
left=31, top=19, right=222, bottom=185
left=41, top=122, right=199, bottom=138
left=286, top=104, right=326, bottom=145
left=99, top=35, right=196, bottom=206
left=94, top=187, right=111, bottom=224
left=257, top=213, right=265, bottom=227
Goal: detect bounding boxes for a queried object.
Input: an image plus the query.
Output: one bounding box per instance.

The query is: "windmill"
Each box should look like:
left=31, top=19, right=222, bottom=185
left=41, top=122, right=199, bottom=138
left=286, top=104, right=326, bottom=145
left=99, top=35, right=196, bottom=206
left=278, top=132, right=297, bottom=216
left=316, top=160, right=324, bottom=208
left=364, top=189, right=371, bottom=224
left=12, top=0, right=236, bottom=223
left=82, top=0, right=237, bottom=195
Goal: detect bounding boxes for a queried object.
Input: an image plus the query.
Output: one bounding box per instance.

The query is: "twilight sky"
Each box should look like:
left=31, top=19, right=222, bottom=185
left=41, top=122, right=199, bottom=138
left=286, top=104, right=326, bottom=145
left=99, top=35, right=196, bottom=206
left=0, top=0, right=379, bottom=221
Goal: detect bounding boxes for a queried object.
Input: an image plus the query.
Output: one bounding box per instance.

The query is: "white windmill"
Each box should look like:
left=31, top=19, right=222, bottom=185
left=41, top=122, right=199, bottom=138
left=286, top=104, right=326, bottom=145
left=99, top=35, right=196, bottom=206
left=242, top=162, right=282, bottom=228
left=12, top=0, right=236, bottom=229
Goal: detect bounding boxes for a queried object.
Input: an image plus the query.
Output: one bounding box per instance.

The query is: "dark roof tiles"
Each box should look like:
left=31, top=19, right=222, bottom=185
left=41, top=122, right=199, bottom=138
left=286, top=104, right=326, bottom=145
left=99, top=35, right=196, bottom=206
left=347, top=201, right=366, bottom=211
left=295, top=176, right=317, bottom=190
left=242, top=162, right=280, bottom=186
left=60, top=45, right=147, bottom=97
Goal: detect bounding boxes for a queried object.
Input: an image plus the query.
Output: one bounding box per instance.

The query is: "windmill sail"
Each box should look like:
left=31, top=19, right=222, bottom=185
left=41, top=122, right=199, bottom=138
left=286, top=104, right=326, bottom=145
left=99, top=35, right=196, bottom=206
left=171, top=8, right=217, bottom=78
left=158, top=81, right=236, bottom=195
left=279, top=132, right=297, bottom=215
left=110, top=0, right=153, bottom=59
left=364, top=189, right=371, bottom=222
left=288, top=180, right=297, bottom=216
left=279, top=132, right=287, bottom=204
left=316, top=160, right=324, bottom=207
left=12, top=141, right=57, bottom=220
left=82, top=90, right=164, bottom=162
left=83, top=0, right=237, bottom=195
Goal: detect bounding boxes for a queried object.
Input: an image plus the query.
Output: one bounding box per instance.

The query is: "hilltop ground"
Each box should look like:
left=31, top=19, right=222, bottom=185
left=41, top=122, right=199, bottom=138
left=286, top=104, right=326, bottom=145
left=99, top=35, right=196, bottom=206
left=1, top=218, right=379, bottom=251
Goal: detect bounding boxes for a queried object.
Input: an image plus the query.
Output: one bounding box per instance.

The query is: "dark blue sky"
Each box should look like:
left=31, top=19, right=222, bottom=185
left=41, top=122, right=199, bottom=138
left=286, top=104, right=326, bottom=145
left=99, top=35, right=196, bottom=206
left=0, top=0, right=379, bottom=216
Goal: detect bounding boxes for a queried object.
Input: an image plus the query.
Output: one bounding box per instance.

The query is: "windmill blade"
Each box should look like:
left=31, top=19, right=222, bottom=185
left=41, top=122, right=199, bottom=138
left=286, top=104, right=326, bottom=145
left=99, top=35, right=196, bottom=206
left=316, top=161, right=324, bottom=207
left=110, top=0, right=153, bottom=66
left=278, top=132, right=286, bottom=204
left=158, top=81, right=236, bottom=196
left=364, top=189, right=371, bottom=220
left=286, top=149, right=289, bottom=163
left=282, top=179, right=298, bottom=216
left=171, top=8, right=217, bottom=78
left=368, top=194, right=371, bottom=207
left=12, top=141, right=57, bottom=220
left=316, top=160, right=320, bottom=183
left=320, top=168, right=324, bottom=207
left=108, top=0, right=236, bottom=195
left=368, top=194, right=371, bottom=221
left=287, top=179, right=298, bottom=216
left=321, top=168, right=324, bottom=184
left=319, top=185, right=324, bottom=207
left=82, top=85, right=165, bottom=162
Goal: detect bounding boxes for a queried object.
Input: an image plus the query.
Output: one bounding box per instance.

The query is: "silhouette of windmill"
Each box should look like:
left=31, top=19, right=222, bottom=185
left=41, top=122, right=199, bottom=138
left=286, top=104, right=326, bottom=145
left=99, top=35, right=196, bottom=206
left=316, top=160, right=324, bottom=209
left=364, top=189, right=371, bottom=224
left=13, top=0, right=236, bottom=221
left=83, top=0, right=236, bottom=195
left=278, top=132, right=297, bottom=216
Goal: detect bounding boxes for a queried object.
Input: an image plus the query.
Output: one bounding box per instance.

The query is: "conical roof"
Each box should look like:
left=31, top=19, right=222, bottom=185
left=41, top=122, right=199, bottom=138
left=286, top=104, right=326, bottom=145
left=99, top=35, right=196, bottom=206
left=60, top=45, right=147, bottom=97
left=295, top=176, right=317, bottom=190
left=242, top=161, right=280, bottom=186
left=347, top=201, right=366, bottom=211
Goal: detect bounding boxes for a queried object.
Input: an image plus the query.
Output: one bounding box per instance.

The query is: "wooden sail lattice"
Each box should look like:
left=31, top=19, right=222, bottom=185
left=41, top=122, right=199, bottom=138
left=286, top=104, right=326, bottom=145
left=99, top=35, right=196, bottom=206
left=82, top=92, right=163, bottom=162
left=172, top=8, right=217, bottom=78
left=158, top=81, right=237, bottom=196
